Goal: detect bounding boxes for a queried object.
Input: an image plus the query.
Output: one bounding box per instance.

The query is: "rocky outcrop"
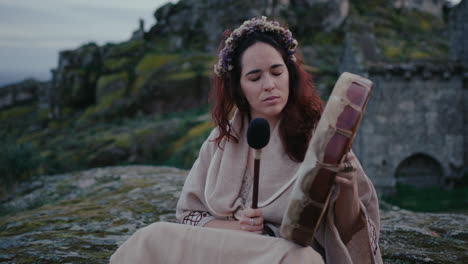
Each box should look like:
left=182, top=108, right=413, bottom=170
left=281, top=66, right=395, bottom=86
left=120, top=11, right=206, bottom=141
left=51, top=43, right=101, bottom=114
left=0, top=79, right=49, bottom=110
left=0, top=166, right=466, bottom=263
left=0, top=166, right=185, bottom=263
left=149, top=0, right=349, bottom=52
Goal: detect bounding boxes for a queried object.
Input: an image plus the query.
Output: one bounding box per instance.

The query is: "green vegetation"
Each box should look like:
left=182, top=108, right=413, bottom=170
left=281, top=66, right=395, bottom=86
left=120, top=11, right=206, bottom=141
left=103, top=57, right=132, bottom=73
left=0, top=2, right=456, bottom=215
left=96, top=72, right=128, bottom=98
left=135, top=54, right=179, bottom=75
left=0, top=102, right=211, bottom=199
left=80, top=86, right=127, bottom=121
left=382, top=183, right=468, bottom=213
left=0, top=140, right=41, bottom=188
left=104, top=40, right=144, bottom=57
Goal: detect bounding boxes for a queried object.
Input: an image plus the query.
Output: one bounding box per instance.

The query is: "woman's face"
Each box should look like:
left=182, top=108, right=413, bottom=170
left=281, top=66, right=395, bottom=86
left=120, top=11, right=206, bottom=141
left=239, top=42, right=289, bottom=127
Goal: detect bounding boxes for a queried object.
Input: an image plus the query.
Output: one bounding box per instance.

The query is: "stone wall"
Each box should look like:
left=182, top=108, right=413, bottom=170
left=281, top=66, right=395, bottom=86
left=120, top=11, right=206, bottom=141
left=449, top=0, right=468, bottom=64
left=351, top=64, right=465, bottom=193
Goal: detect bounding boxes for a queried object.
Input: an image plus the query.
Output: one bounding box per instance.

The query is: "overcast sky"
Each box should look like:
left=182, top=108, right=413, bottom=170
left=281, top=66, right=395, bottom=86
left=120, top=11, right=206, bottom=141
left=0, top=0, right=176, bottom=86
left=0, top=0, right=463, bottom=86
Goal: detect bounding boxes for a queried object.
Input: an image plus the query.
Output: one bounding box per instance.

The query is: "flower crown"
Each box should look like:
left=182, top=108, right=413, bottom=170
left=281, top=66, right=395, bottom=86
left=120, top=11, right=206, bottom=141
left=213, top=16, right=298, bottom=76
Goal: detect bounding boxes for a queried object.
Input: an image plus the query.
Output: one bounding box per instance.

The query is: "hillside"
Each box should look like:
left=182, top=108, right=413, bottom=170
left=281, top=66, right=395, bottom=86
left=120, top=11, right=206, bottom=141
left=0, top=0, right=454, bottom=195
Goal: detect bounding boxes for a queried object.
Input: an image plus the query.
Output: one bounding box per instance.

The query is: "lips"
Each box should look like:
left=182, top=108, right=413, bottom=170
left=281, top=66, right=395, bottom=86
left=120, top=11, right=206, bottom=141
left=263, top=96, right=279, bottom=102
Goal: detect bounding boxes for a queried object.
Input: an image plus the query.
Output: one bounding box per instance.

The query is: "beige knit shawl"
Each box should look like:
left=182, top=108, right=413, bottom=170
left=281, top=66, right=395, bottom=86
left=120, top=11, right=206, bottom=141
left=176, top=111, right=299, bottom=224
left=176, top=111, right=383, bottom=264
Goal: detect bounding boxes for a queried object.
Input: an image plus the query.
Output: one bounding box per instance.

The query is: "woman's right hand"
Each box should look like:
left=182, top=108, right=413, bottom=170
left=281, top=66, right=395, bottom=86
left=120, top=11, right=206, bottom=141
left=239, top=208, right=264, bottom=234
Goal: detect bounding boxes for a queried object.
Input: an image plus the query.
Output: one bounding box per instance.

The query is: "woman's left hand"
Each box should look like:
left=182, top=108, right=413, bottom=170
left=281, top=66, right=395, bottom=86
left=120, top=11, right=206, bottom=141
left=335, top=152, right=359, bottom=194
left=334, top=152, right=363, bottom=244
left=239, top=208, right=264, bottom=234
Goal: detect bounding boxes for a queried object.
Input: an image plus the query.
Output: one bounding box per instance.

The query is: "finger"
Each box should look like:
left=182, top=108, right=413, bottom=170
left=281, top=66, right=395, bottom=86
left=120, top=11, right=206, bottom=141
left=243, top=208, right=262, bottom=218
left=335, top=176, right=352, bottom=186
left=239, top=217, right=263, bottom=229
left=240, top=223, right=264, bottom=232
left=338, top=162, right=346, bottom=171
left=339, top=159, right=356, bottom=173
left=239, top=215, right=264, bottom=226
left=337, top=170, right=354, bottom=179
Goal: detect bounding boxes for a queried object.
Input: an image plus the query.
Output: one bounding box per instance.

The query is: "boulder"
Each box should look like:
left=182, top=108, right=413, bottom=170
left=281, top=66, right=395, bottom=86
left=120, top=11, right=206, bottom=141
left=0, top=166, right=466, bottom=263
left=0, top=166, right=185, bottom=262
left=0, top=79, right=47, bottom=110
left=52, top=43, right=101, bottom=109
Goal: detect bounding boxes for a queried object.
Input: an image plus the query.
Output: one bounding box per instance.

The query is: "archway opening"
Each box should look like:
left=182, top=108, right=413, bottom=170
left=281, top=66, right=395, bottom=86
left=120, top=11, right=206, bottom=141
left=395, top=153, right=443, bottom=188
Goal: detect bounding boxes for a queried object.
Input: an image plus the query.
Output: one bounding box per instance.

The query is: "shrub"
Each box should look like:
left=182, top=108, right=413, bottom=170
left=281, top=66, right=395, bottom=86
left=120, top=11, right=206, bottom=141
left=0, top=140, right=41, bottom=186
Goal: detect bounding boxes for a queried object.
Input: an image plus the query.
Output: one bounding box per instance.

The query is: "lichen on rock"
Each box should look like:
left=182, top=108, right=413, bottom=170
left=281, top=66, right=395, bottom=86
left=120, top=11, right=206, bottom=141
left=1, top=166, right=467, bottom=263
left=0, top=166, right=186, bottom=263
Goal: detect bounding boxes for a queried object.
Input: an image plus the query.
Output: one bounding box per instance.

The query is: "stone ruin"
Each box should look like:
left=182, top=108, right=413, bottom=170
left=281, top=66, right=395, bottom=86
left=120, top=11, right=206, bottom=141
left=339, top=0, right=467, bottom=194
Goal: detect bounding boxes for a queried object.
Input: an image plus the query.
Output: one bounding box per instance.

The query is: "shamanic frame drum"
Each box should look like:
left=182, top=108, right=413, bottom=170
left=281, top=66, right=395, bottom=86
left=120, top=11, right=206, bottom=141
left=280, top=72, right=373, bottom=246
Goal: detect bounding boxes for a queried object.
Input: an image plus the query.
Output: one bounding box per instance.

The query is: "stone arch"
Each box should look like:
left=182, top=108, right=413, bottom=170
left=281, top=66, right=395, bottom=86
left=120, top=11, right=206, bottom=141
left=395, top=153, right=443, bottom=188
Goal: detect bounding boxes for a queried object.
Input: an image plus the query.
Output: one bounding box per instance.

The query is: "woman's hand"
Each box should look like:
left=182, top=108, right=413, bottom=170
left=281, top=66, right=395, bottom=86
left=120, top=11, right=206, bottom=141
left=335, top=152, right=359, bottom=194
left=239, top=208, right=264, bottom=234
left=334, top=152, right=364, bottom=244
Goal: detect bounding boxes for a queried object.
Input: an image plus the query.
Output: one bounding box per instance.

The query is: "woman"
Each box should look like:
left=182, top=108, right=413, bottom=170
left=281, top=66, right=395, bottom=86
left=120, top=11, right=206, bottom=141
left=111, top=17, right=382, bottom=264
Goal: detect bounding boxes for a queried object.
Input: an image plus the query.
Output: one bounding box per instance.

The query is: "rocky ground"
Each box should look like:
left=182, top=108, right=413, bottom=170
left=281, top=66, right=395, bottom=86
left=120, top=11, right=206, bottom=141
left=0, top=166, right=466, bottom=263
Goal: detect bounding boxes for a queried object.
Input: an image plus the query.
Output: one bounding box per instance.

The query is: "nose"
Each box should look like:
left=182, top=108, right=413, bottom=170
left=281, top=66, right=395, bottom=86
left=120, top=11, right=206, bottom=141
left=262, top=74, right=274, bottom=91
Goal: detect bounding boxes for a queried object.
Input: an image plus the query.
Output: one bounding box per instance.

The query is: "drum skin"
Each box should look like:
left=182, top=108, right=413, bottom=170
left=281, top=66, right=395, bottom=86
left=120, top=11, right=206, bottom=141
left=280, top=72, right=373, bottom=246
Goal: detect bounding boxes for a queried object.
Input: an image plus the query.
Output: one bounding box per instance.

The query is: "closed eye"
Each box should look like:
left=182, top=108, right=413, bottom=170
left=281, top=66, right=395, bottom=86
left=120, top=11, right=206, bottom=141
left=271, top=64, right=285, bottom=76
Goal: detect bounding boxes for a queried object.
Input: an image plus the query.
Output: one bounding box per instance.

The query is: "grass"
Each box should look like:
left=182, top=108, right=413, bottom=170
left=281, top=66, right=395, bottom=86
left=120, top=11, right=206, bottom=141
left=383, top=183, right=468, bottom=213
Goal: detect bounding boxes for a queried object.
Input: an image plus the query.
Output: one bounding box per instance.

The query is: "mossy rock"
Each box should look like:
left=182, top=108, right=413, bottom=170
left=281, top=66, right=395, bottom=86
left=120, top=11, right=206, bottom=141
left=0, top=105, right=35, bottom=121
left=103, top=40, right=145, bottom=58
left=158, top=118, right=212, bottom=169
left=96, top=72, right=128, bottom=101
left=368, top=8, right=448, bottom=62
left=1, top=166, right=467, bottom=263
left=0, top=166, right=187, bottom=263
left=135, top=54, right=180, bottom=75
left=79, top=87, right=127, bottom=121
left=171, top=120, right=213, bottom=154
left=164, top=71, right=197, bottom=81
left=102, top=57, right=133, bottom=73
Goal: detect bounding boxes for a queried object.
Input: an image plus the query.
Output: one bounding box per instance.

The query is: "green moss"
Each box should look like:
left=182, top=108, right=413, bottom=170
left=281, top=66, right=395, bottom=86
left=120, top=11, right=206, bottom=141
left=17, top=131, right=44, bottom=144
left=106, top=40, right=144, bottom=57
left=134, top=126, right=156, bottom=138
left=409, top=50, right=430, bottom=59
left=56, top=183, right=76, bottom=196
left=80, top=87, right=126, bottom=120
left=369, top=6, right=448, bottom=62
left=48, top=120, right=65, bottom=129
left=37, top=108, right=49, bottom=122
left=171, top=121, right=213, bottom=152
left=0, top=105, right=35, bottom=121
left=383, top=45, right=403, bottom=59
left=114, top=134, right=132, bottom=149
left=165, top=71, right=197, bottom=81
left=103, top=57, right=132, bottom=72
left=96, top=72, right=128, bottom=97
left=130, top=75, right=148, bottom=95
left=135, top=54, right=179, bottom=75
left=96, top=88, right=126, bottom=111
left=111, top=219, right=127, bottom=226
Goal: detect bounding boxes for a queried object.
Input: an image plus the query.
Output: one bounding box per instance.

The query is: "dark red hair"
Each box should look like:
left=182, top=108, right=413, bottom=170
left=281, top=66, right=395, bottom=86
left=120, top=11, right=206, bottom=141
left=210, top=30, right=323, bottom=162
